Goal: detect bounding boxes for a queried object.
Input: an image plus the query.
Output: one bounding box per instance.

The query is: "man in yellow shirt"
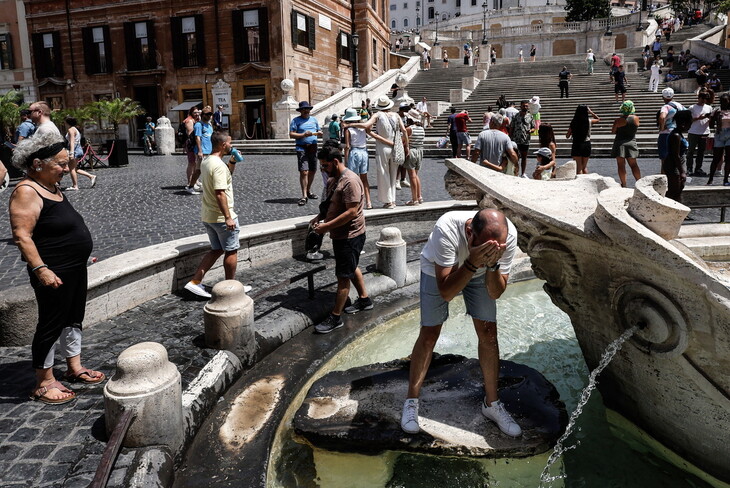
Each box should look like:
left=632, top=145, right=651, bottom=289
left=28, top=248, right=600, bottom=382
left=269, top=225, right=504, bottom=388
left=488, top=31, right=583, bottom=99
left=184, top=131, right=251, bottom=298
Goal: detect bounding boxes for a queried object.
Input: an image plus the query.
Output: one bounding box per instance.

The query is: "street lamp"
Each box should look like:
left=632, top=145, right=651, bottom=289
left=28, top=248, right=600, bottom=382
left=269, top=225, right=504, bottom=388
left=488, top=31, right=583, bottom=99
left=481, top=2, right=488, bottom=45
left=434, top=11, right=440, bottom=45
left=416, top=5, right=420, bottom=34
left=352, top=32, right=362, bottom=88
left=636, top=0, right=644, bottom=31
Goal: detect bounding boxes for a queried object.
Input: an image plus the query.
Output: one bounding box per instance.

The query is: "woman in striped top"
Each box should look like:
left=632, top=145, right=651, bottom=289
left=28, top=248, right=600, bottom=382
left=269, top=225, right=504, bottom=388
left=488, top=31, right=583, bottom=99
left=404, top=118, right=425, bottom=205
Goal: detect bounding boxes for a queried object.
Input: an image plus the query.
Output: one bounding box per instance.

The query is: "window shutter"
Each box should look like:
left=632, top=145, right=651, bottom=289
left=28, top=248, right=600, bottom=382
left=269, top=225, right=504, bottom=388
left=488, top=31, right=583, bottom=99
left=232, top=10, right=244, bottom=63
left=170, top=17, right=183, bottom=68
left=52, top=31, right=64, bottom=77
left=336, top=31, right=341, bottom=62
left=103, top=25, right=113, bottom=73
left=32, top=33, right=47, bottom=78
left=258, top=7, right=269, bottom=61
left=146, top=21, right=156, bottom=69
left=307, top=15, right=315, bottom=50
left=4, top=34, right=13, bottom=70
left=82, top=27, right=96, bottom=75
left=291, top=10, right=298, bottom=46
left=123, top=22, right=137, bottom=70
left=195, top=14, right=206, bottom=67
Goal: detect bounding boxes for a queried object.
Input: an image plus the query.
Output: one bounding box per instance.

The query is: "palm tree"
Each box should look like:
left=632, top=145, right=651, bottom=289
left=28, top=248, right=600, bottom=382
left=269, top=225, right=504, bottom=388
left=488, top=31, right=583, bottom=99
left=0, top=90, right=25, bottom=142
left=90, top=97, right=145, bottom=140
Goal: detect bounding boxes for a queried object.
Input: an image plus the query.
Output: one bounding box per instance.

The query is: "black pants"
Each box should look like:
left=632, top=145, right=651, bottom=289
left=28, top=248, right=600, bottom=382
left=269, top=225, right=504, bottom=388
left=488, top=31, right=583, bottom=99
left=449, top=133, right=458, bottom=157
left=29, top=267, right=87, bottom=369
left=559, top=81, right=569, bottom=98
left=686, top=133, right=707, bottom=172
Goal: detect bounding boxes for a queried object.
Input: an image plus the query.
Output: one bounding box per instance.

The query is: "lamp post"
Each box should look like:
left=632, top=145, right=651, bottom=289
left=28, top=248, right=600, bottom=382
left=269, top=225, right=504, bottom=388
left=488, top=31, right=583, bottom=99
left=352, top=32, right=362, bottom=88
left=636, top=0, right=644, bottom=31
left=434, top=11, right=440, bottom=45
left=481, top=2, right=488, bottom=45
left=416, top=5, right=420, bottom=34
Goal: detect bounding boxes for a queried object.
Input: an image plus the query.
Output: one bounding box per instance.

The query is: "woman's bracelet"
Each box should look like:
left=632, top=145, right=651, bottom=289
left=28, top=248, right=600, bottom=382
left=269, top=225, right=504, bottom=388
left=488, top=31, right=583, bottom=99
left=31, top=264, right=48, bottom=273
left=464, top=259, right=478, bottom=272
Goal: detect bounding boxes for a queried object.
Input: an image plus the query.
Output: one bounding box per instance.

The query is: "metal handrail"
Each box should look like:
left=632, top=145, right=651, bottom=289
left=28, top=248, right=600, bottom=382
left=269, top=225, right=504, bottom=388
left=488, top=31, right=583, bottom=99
left=90, top=409, right=136, bottom=488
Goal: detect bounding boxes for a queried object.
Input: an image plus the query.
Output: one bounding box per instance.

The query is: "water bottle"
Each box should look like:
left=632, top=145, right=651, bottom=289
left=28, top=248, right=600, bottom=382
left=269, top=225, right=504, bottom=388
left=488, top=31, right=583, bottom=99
left=230, top=147, right=244, bottom=163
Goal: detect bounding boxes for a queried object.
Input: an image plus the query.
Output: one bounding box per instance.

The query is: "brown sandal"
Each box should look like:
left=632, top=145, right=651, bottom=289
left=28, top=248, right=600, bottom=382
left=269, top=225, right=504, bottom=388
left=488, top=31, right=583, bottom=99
left=64, top=368, right=106, bottom=384
left=30, top=381, right=76, bottom=405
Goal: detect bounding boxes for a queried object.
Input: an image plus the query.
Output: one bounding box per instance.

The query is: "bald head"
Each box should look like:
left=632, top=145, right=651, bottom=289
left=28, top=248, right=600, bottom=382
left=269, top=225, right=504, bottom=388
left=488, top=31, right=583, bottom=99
left=471, top=209, right=508, bottom=244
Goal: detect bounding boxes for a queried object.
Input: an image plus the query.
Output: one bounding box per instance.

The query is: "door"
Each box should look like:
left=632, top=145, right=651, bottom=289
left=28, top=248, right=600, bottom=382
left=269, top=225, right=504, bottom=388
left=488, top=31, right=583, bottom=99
left=133, top=85, right=159, bottom=145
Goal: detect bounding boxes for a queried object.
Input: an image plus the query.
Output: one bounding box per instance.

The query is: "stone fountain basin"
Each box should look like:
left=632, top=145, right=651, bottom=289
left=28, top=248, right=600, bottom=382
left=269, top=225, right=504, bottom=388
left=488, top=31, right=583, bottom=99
left=293, top=354, right=568, bottom=458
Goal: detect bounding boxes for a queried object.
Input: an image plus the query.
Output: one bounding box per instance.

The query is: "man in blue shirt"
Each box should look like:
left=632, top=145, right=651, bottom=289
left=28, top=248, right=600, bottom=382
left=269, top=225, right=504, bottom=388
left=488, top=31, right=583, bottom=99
left=15, top=109, right=35, bottom=143
left=289, top=101, right=322, bottom=206
left=144, top=116, right=156, bottom=155
left=188, top=107, right=214, bottom=194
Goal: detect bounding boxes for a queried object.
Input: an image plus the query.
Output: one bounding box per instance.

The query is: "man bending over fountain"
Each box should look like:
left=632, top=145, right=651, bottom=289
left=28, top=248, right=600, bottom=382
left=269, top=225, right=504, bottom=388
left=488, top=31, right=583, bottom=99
left=401, top=209, right=522, bottom=437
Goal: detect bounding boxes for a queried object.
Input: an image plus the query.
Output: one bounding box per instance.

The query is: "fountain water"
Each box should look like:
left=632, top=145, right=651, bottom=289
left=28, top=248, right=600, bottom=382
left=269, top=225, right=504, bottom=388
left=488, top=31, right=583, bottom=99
left=538, top=325, right=639, bottom=486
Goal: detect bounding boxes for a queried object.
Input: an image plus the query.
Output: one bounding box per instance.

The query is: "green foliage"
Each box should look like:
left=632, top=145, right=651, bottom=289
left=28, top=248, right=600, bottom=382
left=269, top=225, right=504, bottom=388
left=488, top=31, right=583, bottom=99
left=88, top=97, right=145, bottom=139
left=564, top=0, right=611, bottom=21
left=50, top=105, right=96, bottom=128
left=0, top=90, right=26, bottom=141
left=716, top=0, right=730, bottom=12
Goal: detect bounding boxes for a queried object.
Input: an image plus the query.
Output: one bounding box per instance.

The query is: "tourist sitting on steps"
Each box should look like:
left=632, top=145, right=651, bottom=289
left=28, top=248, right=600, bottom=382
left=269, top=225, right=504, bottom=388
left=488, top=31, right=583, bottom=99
left=401, top=209, right=522, bottom=437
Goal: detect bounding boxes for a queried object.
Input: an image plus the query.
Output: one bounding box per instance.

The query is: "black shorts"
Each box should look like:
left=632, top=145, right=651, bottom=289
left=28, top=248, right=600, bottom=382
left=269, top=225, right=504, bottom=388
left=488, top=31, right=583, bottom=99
left=516, top=143, right=529, bottom=153
left=614, top=84, right=627, bottom=94
left=332, top=233, right=366, bottom=279
left=296, top=145, right=318, bottom=172
left=571, top=140, right=592, bottom=158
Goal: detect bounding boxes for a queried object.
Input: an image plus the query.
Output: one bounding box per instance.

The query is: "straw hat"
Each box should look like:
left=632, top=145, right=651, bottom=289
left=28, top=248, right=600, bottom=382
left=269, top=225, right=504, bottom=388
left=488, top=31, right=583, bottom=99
left=372, top=95, right=394, bottom=111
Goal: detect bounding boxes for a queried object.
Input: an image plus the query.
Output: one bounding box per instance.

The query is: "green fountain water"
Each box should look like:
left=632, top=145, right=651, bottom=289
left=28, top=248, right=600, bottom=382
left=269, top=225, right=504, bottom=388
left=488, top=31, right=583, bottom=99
left=268, top=279, right=728, bottom=488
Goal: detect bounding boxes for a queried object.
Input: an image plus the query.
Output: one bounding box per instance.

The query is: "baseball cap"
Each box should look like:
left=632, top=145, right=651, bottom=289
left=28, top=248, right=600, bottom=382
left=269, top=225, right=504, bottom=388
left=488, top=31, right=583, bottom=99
left=662, top=87, right=674, bottom=99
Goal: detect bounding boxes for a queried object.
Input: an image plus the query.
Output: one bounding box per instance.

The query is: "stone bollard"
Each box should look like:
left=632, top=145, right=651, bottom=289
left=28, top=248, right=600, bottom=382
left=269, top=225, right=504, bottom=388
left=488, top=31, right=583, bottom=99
left=376, top=227, right=407, bottom=287
left=203, top=280, right=256, bottom=363
left=104, top=342, right=183, bottom=454
left=154, top=116, right=175, bottom=155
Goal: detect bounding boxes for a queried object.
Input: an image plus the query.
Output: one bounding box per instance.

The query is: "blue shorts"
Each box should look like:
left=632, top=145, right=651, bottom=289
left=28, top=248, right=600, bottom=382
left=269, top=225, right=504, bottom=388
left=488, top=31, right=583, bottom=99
left=420, top=271, right=497, bottom=326
left=347, top=147, right=369, bottom=174
left=658, top=133, right=670, bottom=159
left=714, top=128, right=730, bottom=148
left=203, top=217, right=240, bottom=252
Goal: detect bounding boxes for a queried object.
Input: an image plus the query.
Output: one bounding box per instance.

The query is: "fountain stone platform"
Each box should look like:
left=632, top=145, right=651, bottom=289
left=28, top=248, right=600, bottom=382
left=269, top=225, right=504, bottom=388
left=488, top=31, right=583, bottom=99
left=293, top=354, right=568, bottom=458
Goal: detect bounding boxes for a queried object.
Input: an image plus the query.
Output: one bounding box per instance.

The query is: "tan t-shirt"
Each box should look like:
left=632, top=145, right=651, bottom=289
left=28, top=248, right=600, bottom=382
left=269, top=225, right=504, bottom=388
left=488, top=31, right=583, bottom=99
left=200, top=155, right=236, bottom=223
left=325, top=169, right=365, bottom=240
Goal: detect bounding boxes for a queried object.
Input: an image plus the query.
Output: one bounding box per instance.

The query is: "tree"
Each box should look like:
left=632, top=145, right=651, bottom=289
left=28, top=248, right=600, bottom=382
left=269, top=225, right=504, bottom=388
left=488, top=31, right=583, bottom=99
left=565, top=0, right=611, bottom=21
left=0, top=90, right=26, bottom=142
left=89, top=97, right=145, bottom=140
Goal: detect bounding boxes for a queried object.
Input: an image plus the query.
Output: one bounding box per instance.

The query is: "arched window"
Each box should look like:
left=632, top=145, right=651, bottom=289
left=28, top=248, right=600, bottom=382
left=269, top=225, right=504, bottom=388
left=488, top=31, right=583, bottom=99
left=428, top=7, right=434, bottom=19
left=404, top=18, right=409, bottom=27
left=416, top=17, right=421, bottom=26
left=391, top=19, right=396, bottom=28
left=442, top=12, right=447, bottom=20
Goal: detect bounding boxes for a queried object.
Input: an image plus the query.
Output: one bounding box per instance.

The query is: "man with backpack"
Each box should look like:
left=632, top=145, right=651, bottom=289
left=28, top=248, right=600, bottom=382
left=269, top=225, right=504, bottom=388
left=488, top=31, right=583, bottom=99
left=657, top=87, right=685, bottom=168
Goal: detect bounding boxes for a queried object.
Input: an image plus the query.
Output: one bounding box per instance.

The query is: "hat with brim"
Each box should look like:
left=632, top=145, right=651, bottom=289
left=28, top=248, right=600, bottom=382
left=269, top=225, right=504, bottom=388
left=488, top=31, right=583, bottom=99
left=373, top=95, right=394, bottom=111
left=296, top=101, right=314, bottom=111
left=399, top=102, right=411, bottom=111
left=534, top=147, right=553, bottom=158
left=343, top=108, right=361, bottom=122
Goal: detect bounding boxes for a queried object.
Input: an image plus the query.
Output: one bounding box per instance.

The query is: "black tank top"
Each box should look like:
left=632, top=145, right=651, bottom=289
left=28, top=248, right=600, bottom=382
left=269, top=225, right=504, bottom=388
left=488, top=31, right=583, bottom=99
left=16, top=185, right=93, bottom=271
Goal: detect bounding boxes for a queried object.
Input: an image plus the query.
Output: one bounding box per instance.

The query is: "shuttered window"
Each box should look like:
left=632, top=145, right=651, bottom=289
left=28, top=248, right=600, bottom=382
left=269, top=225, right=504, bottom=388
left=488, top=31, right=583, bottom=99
left=82, top=26, right=113, bottom=74
left=32, top=32, right=63, bottom=78
left=171, top=14, right=206, bottom=68
left=124, top=21, right=156, bottom=71
left=232, top=7, right=269, bottom=63
left=291, top=10, right=315, bottom=50
left=337, top=31, right=352, bottom=63
left=0, top=34, right=13, bottom=70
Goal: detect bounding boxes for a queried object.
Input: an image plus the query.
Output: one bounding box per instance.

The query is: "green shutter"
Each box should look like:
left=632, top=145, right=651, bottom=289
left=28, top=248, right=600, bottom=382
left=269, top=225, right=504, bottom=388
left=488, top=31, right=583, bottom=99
left=307, top=15, right=315, bottom=50
left=291, top=10, right=298, bottom=46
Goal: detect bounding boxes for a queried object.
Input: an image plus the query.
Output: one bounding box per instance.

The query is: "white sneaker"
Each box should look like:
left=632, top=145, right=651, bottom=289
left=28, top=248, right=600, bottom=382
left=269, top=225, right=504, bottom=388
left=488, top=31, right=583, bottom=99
left=185, top=186, right=200, bottom=195
left=184, top=282, right=211, bottom=298
left=400, top=179, right=411, bottom=188
left=306, top=251, right=324, bottom=261
left=481, top=399, right=521, bottom=437
left=401, top=398, right=420, bottom=434
left=395, top=180, right=402, bottom=190
left=193, top=182, right=202, bottom=191
left=243, top=285, right=252, bottom=293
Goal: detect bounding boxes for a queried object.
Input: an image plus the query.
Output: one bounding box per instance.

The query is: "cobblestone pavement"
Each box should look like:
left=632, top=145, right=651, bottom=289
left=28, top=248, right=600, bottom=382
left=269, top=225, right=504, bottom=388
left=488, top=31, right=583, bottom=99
left=0, top=152, right=719, bottom=291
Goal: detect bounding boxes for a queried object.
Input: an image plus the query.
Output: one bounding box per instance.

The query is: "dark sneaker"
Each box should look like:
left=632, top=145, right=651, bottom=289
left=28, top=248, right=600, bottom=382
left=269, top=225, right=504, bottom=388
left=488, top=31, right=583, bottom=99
left=344, top=297, right=374, bottom=314
left=694, top=169, right=708, bottom=177
left=315, top=314, right=344, bottom=334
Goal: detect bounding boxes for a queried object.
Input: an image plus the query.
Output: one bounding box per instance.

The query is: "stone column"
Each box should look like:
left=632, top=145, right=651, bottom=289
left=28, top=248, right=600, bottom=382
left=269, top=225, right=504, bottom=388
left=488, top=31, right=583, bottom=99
left=154, top=116, right=175, bottom=155
left=272, top=79, right=299, bottom=139
left=376, top=227, right=407, bottom=287
left=104, top=342, right=183, bottom=454
left=203, top=280, right=256, bottom=363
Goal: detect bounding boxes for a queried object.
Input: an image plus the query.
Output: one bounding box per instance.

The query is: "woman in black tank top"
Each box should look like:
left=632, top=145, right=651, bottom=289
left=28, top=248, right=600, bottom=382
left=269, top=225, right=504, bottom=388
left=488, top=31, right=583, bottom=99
left=8, top=132, right=104, bottom=405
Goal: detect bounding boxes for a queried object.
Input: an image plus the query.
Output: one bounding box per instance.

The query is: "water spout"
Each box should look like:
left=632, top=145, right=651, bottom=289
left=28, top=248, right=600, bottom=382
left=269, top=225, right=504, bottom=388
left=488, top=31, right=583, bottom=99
left=538, top=325, right=640, bottom=486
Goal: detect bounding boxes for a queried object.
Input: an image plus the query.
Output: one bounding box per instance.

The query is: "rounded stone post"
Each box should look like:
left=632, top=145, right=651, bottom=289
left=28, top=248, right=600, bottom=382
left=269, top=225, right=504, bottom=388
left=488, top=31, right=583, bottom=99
left=154, top=116, right=175, bottom=155
left=376, top=227, right=407, bottom=287
left=104, top=342, right=183, bottom=454
left=203, top=280, right=256, bottom=363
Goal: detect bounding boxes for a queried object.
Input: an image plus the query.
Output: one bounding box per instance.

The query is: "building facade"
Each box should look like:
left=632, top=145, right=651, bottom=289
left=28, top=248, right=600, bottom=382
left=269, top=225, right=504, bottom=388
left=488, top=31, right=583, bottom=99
left=24, top=0, right=390, bottom=140
left=0, top=1, right=35, bottom=101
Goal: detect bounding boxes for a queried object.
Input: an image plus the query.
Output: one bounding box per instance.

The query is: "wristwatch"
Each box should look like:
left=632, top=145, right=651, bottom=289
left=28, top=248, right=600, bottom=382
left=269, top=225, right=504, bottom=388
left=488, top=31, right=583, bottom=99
left=486, top=263, right=500, bottom=272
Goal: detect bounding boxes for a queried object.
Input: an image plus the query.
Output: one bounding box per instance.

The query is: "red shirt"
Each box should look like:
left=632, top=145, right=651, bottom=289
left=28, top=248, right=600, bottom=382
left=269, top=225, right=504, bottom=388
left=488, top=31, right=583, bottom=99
left=611, top=55, right=620, bottom=68
left=454, top=112, right=470, bottom=132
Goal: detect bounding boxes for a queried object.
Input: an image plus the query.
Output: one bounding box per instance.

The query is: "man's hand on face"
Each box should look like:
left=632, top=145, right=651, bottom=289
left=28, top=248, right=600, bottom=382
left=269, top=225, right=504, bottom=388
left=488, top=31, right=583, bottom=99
left=468, top=233, right=506, bottom=268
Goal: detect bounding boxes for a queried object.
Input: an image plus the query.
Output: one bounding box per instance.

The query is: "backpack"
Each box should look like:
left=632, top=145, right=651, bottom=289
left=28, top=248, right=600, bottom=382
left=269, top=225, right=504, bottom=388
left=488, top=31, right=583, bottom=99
left=656, top=102, right=678, bottom=128
left=176, top=122, right=187, bottom=146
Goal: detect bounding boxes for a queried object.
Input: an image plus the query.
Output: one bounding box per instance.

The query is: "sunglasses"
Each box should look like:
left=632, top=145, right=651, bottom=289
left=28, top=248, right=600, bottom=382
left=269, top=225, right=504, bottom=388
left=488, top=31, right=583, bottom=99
left=202, top=112, right=213, bottom=116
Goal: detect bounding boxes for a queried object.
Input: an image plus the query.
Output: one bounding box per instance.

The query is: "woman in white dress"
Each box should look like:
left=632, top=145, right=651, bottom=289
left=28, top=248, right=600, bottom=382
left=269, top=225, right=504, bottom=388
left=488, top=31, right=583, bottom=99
left=347, top=96, right=408, bottom=208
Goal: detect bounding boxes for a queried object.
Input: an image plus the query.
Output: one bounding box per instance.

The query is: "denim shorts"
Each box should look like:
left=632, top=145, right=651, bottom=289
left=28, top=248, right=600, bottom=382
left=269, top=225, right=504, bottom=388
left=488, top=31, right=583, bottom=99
left=347, top=147, right=369, bottom=174
left=715, top=128, right=730, bottom=148
left=420, top=271, right=497, bottom=326
left=204, top=217, right=240, bottom=252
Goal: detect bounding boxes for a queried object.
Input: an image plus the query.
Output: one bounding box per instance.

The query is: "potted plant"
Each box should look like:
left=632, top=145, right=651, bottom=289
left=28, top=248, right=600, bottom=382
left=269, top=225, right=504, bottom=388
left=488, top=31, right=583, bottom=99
left=89, top=97, right=144, bottom=166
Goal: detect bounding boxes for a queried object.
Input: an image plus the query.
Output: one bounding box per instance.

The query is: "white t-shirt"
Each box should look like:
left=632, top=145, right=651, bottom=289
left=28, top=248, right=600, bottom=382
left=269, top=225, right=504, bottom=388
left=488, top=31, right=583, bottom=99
left=416, top=101, right=428, bottom=113
left=347, top=127, right=367, bottom=148
left=420, top=211, right=517, bottom=278
left=505, top=107, right=519, bottom=119
left=688, top=103, right=712, bottom=135
left=650, top=64, right=661, bottom=78
left=33, top=120, right=61, bottom=138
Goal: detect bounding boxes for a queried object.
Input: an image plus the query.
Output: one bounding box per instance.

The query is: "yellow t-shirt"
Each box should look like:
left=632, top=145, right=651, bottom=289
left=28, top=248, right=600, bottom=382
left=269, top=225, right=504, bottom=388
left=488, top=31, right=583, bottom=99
left=200, top=155, right=236, bottom=223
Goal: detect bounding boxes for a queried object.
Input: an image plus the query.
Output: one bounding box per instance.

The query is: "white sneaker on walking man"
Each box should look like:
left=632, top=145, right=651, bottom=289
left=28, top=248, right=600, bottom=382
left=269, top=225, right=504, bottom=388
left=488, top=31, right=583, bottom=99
left=401, top=209, right=522, bottom=437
